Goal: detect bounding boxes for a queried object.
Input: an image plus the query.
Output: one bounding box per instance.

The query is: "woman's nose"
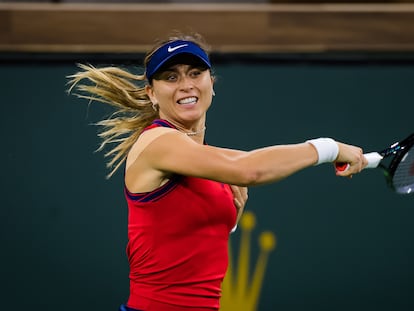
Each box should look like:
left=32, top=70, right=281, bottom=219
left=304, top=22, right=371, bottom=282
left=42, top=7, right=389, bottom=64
left=178, top=75, right=194, bottom=90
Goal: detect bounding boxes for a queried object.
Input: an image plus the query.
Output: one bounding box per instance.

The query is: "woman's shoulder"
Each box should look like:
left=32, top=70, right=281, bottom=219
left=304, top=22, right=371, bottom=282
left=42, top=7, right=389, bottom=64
left=128, top=127, right=176, bottom=166
left=125, top=126, right=179, bottom=192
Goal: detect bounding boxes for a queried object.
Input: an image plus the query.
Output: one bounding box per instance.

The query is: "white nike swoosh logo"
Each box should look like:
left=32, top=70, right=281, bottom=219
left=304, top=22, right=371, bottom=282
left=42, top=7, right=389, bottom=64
left=167, top=44, right=189, bottom=53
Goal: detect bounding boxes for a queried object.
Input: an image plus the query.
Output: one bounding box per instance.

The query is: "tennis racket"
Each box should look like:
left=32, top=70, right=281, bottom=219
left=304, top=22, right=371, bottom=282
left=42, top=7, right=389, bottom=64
left=335, top=133, right=414, bottom=194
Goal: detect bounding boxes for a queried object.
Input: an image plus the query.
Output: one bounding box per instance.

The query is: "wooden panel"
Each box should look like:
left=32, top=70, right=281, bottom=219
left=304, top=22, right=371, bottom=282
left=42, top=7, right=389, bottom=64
left=1, top=3, right=414, bottom=53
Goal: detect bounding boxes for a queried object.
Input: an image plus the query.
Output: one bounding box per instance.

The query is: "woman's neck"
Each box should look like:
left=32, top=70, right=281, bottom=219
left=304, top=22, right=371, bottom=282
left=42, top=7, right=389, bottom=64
left=160, top=117, right=206, bottom=138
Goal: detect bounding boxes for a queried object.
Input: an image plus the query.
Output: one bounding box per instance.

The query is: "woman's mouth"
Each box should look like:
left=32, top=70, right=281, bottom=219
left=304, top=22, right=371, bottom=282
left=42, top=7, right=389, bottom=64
left=177, top=97, right=198, bottom=105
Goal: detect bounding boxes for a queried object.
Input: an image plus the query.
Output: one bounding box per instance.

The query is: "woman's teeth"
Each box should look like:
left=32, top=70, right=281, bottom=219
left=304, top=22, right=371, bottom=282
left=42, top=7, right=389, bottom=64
left=178, top=97, right=197, bottom=105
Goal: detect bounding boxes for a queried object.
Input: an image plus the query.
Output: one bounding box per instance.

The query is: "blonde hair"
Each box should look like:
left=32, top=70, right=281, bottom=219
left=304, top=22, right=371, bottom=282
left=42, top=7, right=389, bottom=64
left=67, top=31, right=211, bottom=178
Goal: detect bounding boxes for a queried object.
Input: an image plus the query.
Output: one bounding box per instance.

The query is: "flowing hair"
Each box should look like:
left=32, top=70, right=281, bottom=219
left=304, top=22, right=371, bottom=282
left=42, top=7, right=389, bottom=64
left=67, top=31, right=211, bottom=178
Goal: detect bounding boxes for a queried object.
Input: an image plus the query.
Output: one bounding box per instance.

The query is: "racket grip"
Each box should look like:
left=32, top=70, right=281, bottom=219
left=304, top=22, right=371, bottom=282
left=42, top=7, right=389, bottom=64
left=335, top=162, right=349, bottom=172
left=335, top=152, right=383, bottom=172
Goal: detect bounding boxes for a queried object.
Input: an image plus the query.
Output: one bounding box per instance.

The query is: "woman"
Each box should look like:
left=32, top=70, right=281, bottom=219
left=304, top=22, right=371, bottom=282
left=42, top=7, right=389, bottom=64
left=69, top=32, right=367, bottom=311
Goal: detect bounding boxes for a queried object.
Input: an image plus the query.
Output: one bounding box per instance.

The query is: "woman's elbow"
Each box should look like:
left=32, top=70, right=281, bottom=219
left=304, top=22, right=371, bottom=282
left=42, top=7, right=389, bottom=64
left=234, top=165, right=287, bottom=186
left=236, top=168, right=266, bottom=186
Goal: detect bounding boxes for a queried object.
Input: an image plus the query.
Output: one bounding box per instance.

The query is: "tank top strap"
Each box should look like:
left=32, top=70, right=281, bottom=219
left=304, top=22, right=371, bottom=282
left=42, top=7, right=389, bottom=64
left=142, top=119, right=207, bottom=145
left=142, top=119, right=177, bottom=132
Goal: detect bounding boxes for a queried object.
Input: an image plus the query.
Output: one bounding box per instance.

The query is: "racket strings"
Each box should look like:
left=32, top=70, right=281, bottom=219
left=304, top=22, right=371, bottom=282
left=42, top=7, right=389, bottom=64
left=392, top=147, right=414, bottom=194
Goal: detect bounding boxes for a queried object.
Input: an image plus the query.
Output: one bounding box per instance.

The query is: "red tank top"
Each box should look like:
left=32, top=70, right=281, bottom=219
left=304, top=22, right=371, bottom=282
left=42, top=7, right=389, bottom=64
left=125, top=119, right=237, bottom=311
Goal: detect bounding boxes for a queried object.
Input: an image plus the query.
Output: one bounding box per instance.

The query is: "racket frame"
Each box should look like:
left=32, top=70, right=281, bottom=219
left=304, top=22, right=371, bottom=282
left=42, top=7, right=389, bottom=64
left=378, top=133, right=414, bottom=193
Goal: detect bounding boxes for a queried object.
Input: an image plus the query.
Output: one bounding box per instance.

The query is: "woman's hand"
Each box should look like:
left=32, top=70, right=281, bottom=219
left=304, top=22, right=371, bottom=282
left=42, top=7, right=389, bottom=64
left=230, top=185, right=248, bottom=224
left=335, top=142, right=368, bottom=177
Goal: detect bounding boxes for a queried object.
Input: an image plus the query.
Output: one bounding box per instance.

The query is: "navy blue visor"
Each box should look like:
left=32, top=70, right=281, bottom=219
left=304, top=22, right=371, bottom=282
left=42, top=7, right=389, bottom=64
left=146, top=40, right=211, bottom=81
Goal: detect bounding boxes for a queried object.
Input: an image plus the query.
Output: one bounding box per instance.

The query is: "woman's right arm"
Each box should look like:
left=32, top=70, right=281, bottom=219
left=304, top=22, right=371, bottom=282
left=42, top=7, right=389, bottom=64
left=136, top=130, right=366, bottom=187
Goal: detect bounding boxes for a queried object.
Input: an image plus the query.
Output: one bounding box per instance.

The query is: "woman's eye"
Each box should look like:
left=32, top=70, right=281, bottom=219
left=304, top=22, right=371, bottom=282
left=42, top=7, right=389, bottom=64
left=190, top=70, right=202, bottom=77
left=165, top=73, right=177, bottom=81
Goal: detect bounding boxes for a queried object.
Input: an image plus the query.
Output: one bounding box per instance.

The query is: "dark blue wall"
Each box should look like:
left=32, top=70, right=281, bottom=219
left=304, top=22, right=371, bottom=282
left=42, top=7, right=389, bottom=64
left=1, top=57, right=413, bottom=311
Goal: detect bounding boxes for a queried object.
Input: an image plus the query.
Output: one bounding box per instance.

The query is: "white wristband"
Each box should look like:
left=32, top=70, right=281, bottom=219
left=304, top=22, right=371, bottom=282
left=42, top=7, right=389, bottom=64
left=307, top=138, right=339, bottom=165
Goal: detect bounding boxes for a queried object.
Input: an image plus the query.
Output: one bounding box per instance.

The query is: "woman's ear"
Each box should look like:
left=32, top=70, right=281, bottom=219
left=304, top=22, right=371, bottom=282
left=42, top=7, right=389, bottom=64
left=211, top=77, right=216, bottom=96
left=145, top=85, right=157, bottom=104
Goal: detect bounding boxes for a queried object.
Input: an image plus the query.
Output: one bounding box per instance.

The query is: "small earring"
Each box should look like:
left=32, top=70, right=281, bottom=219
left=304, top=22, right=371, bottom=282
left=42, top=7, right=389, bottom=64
left=152, top=102, right=158, bottom=111
left=212, top=89, right=216, bottom=96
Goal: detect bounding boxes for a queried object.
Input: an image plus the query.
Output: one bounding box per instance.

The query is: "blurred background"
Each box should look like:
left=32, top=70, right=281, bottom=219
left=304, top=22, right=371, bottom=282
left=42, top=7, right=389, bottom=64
left=1, top=1, right=413, bottom=311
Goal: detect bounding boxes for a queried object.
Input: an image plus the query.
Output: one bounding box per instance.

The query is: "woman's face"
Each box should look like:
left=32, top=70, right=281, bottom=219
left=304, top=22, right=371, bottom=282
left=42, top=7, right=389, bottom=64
left=146, top=61, right=214, bottom=126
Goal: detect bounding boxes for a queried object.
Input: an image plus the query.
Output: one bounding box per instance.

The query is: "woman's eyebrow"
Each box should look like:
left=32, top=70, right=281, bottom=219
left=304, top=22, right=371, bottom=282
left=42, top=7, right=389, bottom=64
left=159, top=64, right=203, bottom=75
left=163, top=65, right=183, bottom=72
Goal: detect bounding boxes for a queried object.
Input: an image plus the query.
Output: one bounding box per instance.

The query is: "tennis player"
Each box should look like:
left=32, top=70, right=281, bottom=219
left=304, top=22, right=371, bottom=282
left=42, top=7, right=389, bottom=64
left=69, top=31, right=367, bottom=311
